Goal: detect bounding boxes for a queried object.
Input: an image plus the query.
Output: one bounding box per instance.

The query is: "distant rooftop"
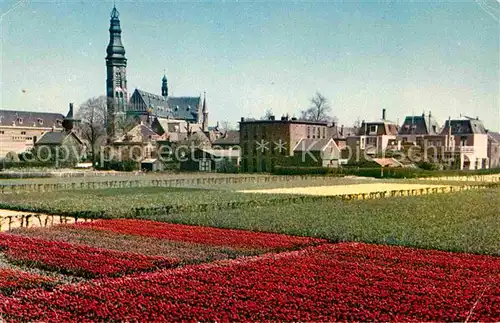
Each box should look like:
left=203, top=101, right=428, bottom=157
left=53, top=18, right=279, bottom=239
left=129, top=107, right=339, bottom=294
left=240, top=116, right=331, bottom=126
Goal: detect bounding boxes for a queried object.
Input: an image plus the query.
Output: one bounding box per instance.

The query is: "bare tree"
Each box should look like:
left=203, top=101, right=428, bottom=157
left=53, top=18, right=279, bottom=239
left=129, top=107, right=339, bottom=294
left=219, top=120, right=233, bottom=131
left=300, top=92, right=333, bottom=122
left=77, top=96, right=107, bottom=163
left=262, top=109, right=274, bottom=120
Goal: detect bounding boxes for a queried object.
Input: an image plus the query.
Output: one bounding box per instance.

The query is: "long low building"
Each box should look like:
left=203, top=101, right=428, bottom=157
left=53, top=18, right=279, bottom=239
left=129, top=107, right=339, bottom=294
left=0, top=110, right=65, bottom=157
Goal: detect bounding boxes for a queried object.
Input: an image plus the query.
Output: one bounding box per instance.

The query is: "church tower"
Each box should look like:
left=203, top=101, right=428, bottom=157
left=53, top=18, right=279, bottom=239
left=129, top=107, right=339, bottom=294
left=106, top=5, right=127, bottom=139
left=161, top=73, right=168, bottom=98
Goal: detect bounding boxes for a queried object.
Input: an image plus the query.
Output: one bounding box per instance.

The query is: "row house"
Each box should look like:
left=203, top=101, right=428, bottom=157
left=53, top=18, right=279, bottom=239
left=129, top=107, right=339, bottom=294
left=346, top=109, right=399, bottom=156
left=407, top=118, right=490, bottom=170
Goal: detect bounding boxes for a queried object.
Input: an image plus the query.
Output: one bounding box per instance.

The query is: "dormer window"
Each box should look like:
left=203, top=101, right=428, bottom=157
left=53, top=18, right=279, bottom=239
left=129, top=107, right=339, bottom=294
left=38, top=118, right=43, bottom=125
left=17, top=117, right=23, bottom=124
left=369, top=125, right=377, bottom=134
left=56, top=119, right=62, bottom=126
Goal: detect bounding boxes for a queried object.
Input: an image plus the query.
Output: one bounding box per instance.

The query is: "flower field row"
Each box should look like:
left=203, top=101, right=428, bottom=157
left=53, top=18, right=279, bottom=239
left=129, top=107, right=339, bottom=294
left=72, top=219, right=326, bottom=250
left=12, top=225, right=261, bottom=263
left=0, top=233, right=178, bottom=278
left=1, top=243, right=498, bottom=321
left=0, top=268, right=56, bottom=296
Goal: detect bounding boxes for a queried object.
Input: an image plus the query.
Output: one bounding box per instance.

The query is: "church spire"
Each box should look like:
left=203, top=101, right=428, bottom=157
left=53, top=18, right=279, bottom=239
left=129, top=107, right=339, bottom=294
left=161, top=70, right=168, bottom=98
left=106, top=4, right=128, bottom=141
left=106, top=5, right=126, bottom=60
left=202, top=91, right=208, bottom=132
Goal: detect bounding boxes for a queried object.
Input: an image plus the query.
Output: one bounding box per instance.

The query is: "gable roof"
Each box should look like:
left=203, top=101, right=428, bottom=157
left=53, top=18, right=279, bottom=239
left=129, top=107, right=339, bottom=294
left=129, top=89, right=200, bottom=121
left=116, top=123, right=159, bottom=143
left=398, top=115, right=440, bottom=135
left=293, top=138, right=338, bottom=152
left=0, top=110, right=64, bottom=128
left=213, top=130, right=240, bottom=145
left=441, top=119, right=487, bottom=135
left=35, top=131, right=83, bottom=145
left=372, top=158, right=403, bottom=167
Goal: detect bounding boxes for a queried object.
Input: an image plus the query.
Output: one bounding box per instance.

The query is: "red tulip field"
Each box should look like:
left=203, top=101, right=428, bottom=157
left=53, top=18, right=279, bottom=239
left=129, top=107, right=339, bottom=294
left=0, top=219, right=499, bottom=321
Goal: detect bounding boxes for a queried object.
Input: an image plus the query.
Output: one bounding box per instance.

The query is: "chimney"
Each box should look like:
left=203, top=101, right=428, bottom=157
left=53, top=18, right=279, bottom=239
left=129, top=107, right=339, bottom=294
left=382, top=109, right=386, bottom=120
left=341, top=124, right=344, bottom=136
left=240, top=117, right=245, bottom=122
left=270, top=115, right=275, bottom=121
left=428, top=111, right=432, bottom=133
left=67, top=103, right=74, bottom=119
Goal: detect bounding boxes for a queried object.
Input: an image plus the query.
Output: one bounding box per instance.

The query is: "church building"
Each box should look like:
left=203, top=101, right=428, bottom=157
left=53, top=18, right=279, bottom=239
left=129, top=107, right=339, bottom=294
left=105, top=5, right=208, bottom=139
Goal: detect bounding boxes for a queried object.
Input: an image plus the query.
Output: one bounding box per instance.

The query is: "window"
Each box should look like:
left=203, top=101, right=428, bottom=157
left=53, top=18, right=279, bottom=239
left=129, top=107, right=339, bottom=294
left=199, top=160, right=210, bottom=172
left=17, top=117, right=23, bottom=124
left=21, top=131, right=26, bottom=135
left=307, top=127, right=311, bottom=139
left=38, top=118, right=43, bottom=125
left=322, top=127, right=326, bottom=138
left=0, top=131, right=4, bottom=135
left=369, top=125, right=377, bottom=134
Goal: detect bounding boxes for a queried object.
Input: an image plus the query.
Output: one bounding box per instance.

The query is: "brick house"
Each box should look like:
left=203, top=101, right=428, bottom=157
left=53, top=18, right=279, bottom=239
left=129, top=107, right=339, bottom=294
left=239, top=116, right=333, bottom=172
left=111, top=123, right=160, bottom=161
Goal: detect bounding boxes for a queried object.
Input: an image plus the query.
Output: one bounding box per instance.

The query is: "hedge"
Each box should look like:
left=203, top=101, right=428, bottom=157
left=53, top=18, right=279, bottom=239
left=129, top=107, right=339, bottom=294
left=272, top=166, right=500, bottom=178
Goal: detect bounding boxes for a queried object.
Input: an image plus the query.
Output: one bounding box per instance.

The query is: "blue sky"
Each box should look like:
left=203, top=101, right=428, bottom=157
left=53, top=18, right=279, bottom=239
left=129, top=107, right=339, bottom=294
left=1, top=0, right=499, bottom=130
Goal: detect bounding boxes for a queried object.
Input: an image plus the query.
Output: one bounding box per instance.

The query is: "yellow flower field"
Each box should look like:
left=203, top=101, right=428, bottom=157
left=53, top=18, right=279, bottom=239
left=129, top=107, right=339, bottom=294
left=238, top=183, right=454, bottom=196
left=0, top=210, right=85, bottom=232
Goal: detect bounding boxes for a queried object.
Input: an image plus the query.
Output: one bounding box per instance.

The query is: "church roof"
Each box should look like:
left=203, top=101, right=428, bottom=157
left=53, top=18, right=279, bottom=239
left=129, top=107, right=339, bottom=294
left=0, top=110, right=64, bottom=128
left=131, top=89, right=200, bottom=121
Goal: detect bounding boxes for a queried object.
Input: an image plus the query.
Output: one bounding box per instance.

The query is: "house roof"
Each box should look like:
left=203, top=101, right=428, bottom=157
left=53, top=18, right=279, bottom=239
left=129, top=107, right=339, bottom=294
left=372, top=158, right=403, bottom=167
left=358, top=121, right=399, bottom=136
left=240, top=118, right=331, bottom=126
left=213, top=130, right=240, bottom=145
left=129, top=89, right=200, bottom=121
left=293, top=138, right=337, bottom=152
left=116, top=123, right=159, bottom=143
left=0, top=110, right=65, bottom=128
left=440, top=119, right=487, bottom=135
left=199, top=148, right=240, bottom=158
left=141, top=158, right=160, bottom=163
left=398, top=115, right=441, bottom=135
left=35, top=131, right=83, bottom=145
left=488, top=131, right=500, bottom=143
